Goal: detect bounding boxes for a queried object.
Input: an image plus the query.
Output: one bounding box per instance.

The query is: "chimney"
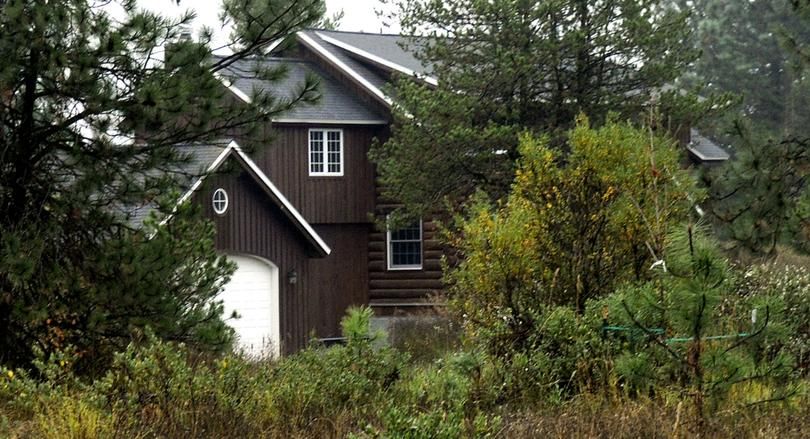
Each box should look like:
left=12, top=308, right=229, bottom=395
left=165, top=23, right=195, bottom=70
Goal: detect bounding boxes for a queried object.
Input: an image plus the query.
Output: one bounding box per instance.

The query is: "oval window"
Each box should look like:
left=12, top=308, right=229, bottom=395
left=212, top=188, right=229, bottom=214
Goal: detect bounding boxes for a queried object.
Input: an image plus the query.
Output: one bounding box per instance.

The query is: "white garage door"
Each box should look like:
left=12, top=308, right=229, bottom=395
left=218, top=255, right=280, bottom=359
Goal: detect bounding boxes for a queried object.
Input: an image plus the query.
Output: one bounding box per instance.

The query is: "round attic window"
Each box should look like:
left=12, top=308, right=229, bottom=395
left=212, top=188, right=229, bottom=214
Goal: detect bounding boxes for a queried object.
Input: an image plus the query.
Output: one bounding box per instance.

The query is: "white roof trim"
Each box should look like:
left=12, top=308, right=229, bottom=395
left=159, top=146, right=232, bottom=227
left=316, top=32, right=438, bottom=87
left=272, top=118, right=388, bottom=125
left=263, top=39, right=284, bottom=54
left=297, top=31, right=394, bottom=108
left=164, top=141, right=331, bottom=256
left=228, top=141, right=331, bottom=255
left=686, top=144, right=730, bottom=161
left=213, top=71, right=253, bottom=104
left=176, top=146, right=231, bottom=206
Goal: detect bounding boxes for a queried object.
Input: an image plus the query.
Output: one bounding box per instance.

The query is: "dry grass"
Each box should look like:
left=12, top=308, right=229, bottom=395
left=499, top=396, right=810, bottom=439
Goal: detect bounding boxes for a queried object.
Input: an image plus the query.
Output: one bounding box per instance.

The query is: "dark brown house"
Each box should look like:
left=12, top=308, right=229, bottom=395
left=142, top=30, right=448, bottom=357
left=144, top=30, right=729, bottom=357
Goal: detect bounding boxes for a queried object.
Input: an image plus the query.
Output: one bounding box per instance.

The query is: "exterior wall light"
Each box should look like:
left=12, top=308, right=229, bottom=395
left=287, top=269, right=298, bottom=285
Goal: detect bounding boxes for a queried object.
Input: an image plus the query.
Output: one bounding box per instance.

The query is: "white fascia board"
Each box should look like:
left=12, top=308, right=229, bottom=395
left=686, top=145, right=729, bottom=162
left=229, top=141, right=332, bottom=256
left=272, top=118, right=388, bottom=125
left=162, top=141, right=332, bottom=256
left=297, top=32, right=394, bottom=108
left=160, top=145, right=234, bottom=226
left=213, top=71, right=253, bottom=104
left=315, top=32, right=439, bottom=87
left=685, top=145, right=710, bottom=161
left=263, top=39, right=284, bottom=54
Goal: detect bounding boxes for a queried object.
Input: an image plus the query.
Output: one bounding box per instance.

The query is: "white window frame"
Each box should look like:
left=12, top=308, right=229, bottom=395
left=308, top=128, right=344, bottom=176
left=212, top=188, right=229, bottom=215
left=386, top=218, right=423, bottom=271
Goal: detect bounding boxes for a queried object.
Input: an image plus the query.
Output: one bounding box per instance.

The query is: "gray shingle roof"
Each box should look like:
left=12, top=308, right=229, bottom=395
left=688, top=129, right=730, bottom=162
left=121, top=141, right=230, bottom=227
left=220, top=56, right=386, bottom=122
left=312, top=29, right=434, bottom=77
left=297, top=30, right=391, bottom=97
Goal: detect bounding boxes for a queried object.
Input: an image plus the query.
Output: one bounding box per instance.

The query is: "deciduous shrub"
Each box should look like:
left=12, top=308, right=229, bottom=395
left=446, top=117, right=699, bottom=395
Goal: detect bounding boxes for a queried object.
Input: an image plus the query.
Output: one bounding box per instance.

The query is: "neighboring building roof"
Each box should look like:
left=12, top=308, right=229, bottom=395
left=125, top=140, right=331, bottom=257
left=218, top=56, right=387, bottom=124
left=687, top=129, right=731, bottom=162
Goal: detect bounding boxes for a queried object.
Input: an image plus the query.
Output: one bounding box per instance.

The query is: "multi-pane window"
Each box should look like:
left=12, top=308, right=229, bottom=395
left=309, top=129, right=343, bottom=176
left=387, top=220, right=422, bottom=270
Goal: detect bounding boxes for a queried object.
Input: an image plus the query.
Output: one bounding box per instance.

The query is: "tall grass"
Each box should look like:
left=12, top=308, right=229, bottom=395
left=1, top=295, right=807, bottom=438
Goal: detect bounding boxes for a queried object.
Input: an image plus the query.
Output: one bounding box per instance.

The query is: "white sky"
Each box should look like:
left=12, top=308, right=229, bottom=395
left=134, top=0, right=399, bottom=52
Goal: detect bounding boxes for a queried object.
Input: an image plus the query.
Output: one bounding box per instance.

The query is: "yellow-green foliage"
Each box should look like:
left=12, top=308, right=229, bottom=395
left=448, top=116, right=699, bottom=357
left=1, top=326, right=807, bottom=438
left=33, top=397, right=124, bottom=439
left=0, top=309, right=500, bottom=438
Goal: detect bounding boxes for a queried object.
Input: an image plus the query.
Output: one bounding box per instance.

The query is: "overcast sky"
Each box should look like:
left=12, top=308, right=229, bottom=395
left=134, top=0, right=399, bottom=52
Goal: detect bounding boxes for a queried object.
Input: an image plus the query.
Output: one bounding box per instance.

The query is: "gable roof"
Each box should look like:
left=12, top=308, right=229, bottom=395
left=119, top=141, right=230, bottom=228
left=296, top=30, right=393, bottom=107
left=217, top=56, right=387, bottom=124
left=126, top=140, right=331, bottom=257
left=293, top=30, right=440, bottom=109
left=312, top=30, right=437, bottom=84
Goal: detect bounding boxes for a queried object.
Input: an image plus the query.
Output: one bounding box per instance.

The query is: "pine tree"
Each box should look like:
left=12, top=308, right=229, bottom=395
left=0, top=0, right=326, bottom=369
left=614, top=225, right=793, bottom=433
left=371, top=0, right=709, bottom=217
left=681, top=0, right=810, bottom=256
left=679, top=0, right=810, bottom=139
left=706, top=123, right=809, bottom=256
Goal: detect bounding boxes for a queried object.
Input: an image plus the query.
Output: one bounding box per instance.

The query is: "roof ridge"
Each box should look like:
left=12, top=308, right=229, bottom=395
left=219, top=55, right=313, bottom=64
left=304, top=28, right=417, bottom=38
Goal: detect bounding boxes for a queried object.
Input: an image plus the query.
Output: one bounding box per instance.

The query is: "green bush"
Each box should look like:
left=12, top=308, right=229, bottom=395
left=447, top=118, right=699, bottom=381
left=1, top=303, right=806, bottom=438
left=0, top=308, right=409, bottom=438
left=376, top=351, right=500, bottom=438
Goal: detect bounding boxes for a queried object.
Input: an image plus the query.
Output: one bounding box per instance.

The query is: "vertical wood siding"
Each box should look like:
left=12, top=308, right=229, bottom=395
left=247, top=124, right=382, bottom=225
left=308, top=224, right=371, bottom=337
left=197, top=164, right=317, bottom=355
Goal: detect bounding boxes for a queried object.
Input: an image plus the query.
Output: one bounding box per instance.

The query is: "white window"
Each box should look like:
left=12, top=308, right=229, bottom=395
left=387, top=220, right=423, bottom=270
left=212, top=188, right=228, bottom=214
left=309, top=128, right=343, bottom=176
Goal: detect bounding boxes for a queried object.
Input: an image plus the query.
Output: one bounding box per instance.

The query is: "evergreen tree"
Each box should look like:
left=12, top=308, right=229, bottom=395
left=0, top=0, right=325, bottom=369
left=706, top=123, right=809, bottom=256
left=613, top=225, right=793, bottom=433
left=681, top=0, right=810, bottom=256
left=679, top=0, right=810, bottom=139
left=371, top=0, right=708, bottom=217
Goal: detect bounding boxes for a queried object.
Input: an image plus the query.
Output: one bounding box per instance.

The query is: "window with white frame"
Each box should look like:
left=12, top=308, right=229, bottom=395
left=387, top=220, right=422, bottom=270
left=309, top=128, right=343, bottom=176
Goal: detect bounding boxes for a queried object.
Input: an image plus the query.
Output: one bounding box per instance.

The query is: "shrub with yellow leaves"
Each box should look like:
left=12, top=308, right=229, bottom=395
left=447, top=115, right=701, bottom=366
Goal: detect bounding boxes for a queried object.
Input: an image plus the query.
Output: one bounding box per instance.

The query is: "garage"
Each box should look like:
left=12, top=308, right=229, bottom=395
left=218, top=254, right=281, bottom=358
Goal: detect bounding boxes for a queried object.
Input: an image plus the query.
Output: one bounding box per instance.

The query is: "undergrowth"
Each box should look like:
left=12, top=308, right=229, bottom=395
left=1, top=277, right=808, bottom=439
